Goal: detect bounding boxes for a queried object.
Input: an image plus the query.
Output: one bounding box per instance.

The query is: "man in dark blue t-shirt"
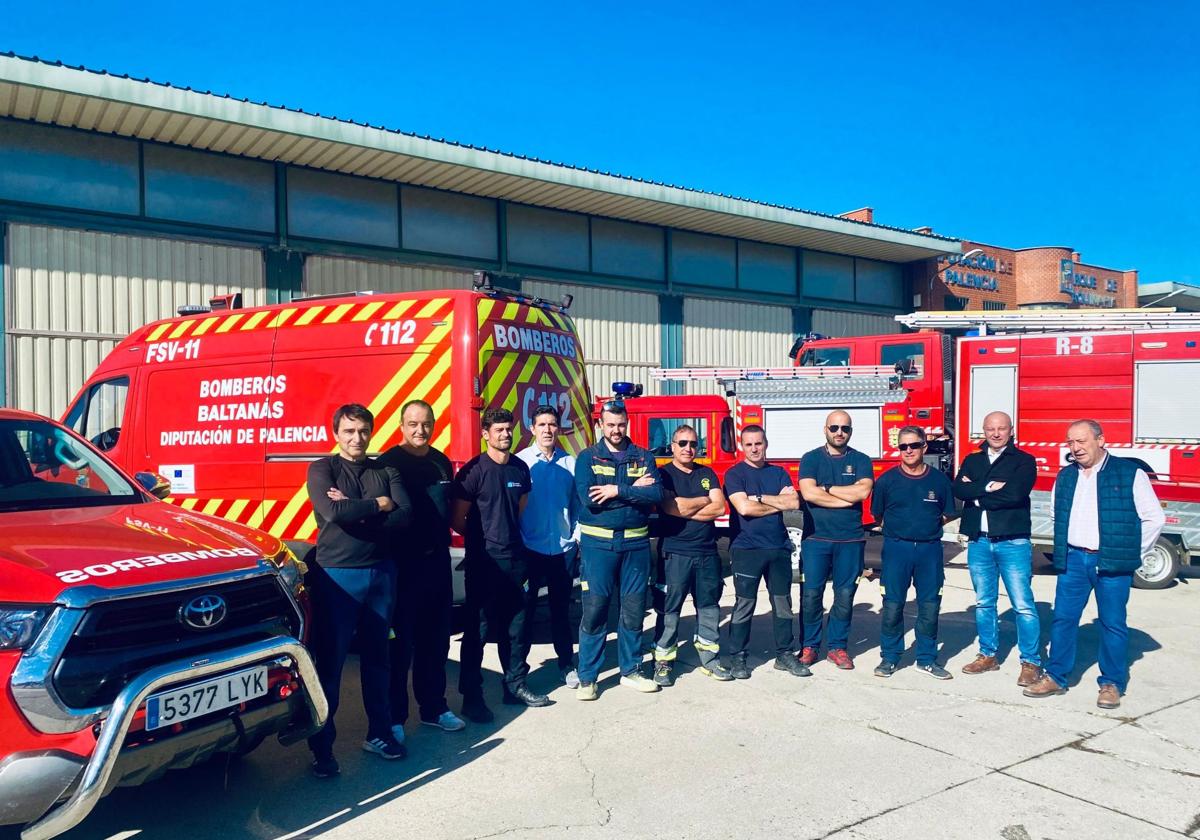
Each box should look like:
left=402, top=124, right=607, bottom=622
left=798, top=409, right=875, bottom=671
left=723, top=424, right=809, bottom=680
left=870, top=426, right=957, bottom=680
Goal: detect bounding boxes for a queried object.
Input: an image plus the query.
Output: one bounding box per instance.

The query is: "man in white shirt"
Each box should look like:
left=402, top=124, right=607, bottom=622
left=1024, top=419, right=1165, bottom=709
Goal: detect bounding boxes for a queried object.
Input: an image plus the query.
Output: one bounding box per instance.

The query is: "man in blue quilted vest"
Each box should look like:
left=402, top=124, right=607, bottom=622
left=1023, top=419, right=1164, bottom=710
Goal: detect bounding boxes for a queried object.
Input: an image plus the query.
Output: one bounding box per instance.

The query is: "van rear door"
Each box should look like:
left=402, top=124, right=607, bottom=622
left=475, top=298, right=591, bottom=456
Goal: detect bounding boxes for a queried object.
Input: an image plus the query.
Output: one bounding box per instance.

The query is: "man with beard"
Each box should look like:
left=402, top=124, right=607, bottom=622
left=573, top=400, right=663, bottom=699
left=451, top=408, right=549, bottom=722
left=797, top=409, right=874, bottom=671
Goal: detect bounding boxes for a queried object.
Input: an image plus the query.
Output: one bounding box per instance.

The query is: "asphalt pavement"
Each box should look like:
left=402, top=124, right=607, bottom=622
left=55, top=543, right=1200, bottom=840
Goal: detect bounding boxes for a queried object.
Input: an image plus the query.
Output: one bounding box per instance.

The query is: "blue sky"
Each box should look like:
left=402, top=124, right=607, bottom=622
left=5, top=1, right=1198, bottom=283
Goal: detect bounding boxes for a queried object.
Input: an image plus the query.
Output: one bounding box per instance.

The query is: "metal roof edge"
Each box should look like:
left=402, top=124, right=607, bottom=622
left=0, top=54, right=960, bottom=256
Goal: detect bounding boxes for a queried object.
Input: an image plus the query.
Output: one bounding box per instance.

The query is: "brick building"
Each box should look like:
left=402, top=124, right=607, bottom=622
left=912, top=233, right=1138, bottom=311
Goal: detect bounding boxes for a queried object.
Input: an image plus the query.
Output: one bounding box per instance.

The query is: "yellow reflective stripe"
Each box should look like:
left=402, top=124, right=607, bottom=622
left=215, top=313, right=245, bottom=333
left=879, top=585, right=886, bottom=595
left=351, top=301, right=386, bottom=322
left=502, top=302, right=520, bottom=321
left=295, top=305, right=326, bottom=326
left=654, top=645, right=678, bottom=662
left=417, top=297, right=448, bottom=318
left=267, top=307, right=298, bottom=328
left=694, top=639, right=720, bottom=652
left=627, top=466, right=647, bottom=477
left=383, top=299, right=417, bottom=321
left=168, top=320, right=193, bottom=340
left=240, top=310, right=272, bottom=331
left=146, top=322, right=173, bottom=341
left=626, top=526, right=649, bottom=538
left=323, top=303, right=354, bottom=323
left=477, top=298, right=496, bottom=328
left=591, top=465, right=616, bottom=476
left=191, top=315, right=221, bottom=336
left=579, top=524, right=614, bottom=538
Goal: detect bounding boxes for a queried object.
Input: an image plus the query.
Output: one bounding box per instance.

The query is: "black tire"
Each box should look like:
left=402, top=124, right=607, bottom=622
left=1133, top=537, right=1181, bottom=590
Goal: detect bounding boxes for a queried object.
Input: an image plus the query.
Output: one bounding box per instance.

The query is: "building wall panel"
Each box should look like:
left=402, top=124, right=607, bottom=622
left=523, top=279, right=660, bottom=399
left=812, top=308, right=901, bottom=338
left=683, top=297, right=792, bottom=395
left=303, top=255, right=473, bottom=297
left=4, top=223, right=266, bottom=417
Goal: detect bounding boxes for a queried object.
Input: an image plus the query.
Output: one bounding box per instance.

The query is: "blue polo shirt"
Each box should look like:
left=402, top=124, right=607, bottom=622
left=871, top=464, right=956, bottom=541
left=724, top=460, right=794, bottom=551
left=516, top=445, right=578, bottom=556
left=799, top=445, right=874, bottom=541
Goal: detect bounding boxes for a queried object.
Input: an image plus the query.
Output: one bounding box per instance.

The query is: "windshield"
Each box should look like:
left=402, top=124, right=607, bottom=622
left=799, top=346, right=851, bottom=367
left=0, top=418, right=144, bottom=512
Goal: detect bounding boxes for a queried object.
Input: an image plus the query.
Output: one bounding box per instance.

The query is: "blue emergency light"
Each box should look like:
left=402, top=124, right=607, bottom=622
left=611, top=381, right=643, bottom=398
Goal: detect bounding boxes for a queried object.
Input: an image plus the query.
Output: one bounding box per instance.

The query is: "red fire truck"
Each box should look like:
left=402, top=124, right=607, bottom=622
left=790, top=309, right=1200, bottom=588
left=608, top=309, right=1200, bottom=589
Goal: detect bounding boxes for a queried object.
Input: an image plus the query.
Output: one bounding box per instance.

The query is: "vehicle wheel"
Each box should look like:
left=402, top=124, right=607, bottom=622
left=1133, top=537, right=1180, bottom=590
left=787, top=527, right=803, bottom=584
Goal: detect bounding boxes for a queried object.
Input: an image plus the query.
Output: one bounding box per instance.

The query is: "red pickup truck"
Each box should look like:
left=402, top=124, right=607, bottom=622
left=0, top=409, right=326, bottom=840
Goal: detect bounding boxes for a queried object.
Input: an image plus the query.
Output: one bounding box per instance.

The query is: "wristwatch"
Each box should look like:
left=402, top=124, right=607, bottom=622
left=823, top=483, right=831, bottom=493
left=755, top=493, right=763, bottom=503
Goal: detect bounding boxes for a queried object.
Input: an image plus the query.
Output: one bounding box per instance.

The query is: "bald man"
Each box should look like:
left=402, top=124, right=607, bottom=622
left=797, top=409, right=874, bottom=670
left=953, top=411, right=1042, bottom=685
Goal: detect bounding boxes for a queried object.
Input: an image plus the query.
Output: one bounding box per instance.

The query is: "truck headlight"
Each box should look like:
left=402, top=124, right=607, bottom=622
left=0, top=605, right=53, bottom=650
left=268, top=546, right=307, bottom=595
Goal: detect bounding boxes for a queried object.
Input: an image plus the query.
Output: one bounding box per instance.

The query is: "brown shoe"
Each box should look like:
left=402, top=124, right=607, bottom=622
left=1022, top=675, right=1067, bottom=698
left=1017, top=662, right=1044, bottom=687
left=961, top=654, right=1000, bottom=675
left=1097, top=685, right=1121, bottom=710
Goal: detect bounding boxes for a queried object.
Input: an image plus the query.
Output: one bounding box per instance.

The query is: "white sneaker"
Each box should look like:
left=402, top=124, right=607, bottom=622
left=577, top=682, right=598, bottom=701
left=620, top=673, right=661, bottom=693
left=561, top=668, right=580, bottom=689
left=421, top=710, right=467, bottom=732
left=390, top=724, right=406, bottom=744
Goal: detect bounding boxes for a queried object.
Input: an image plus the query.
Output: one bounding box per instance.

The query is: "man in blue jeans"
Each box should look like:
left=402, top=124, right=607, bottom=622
left=797, top=409, right=874, bottom=671
left=953, top=411, right=1043, bottom=686
left=1024, top=420, right=1164, bottom=709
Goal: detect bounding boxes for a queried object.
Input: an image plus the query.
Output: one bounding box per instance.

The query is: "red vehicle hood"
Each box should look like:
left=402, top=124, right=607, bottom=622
left=0, top=501, right=282, bottom=603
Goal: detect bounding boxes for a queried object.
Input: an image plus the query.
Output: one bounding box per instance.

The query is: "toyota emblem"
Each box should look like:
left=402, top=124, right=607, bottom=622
left=180, top=594, right=228, bottom=630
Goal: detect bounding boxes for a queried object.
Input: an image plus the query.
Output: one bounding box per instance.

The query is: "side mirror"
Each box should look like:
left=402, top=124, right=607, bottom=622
left=135, top=471, right=172, bottom=500
left=720, top=416, right=737, bottom=454
left=894, top=358, right=917, bottom=377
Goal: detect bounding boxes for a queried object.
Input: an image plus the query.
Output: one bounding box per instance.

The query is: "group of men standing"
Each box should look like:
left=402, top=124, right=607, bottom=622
left=301, top=395, right=1166, bottom=777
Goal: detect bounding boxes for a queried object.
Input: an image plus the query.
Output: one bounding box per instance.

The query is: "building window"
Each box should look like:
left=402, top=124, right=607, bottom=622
left=738, top=240, right=796, bottom=295
left=591, top=218, right=664, bottom=281
left=944, top=294, right=968, bottom=311
left=670, top=230, right=735, bottom=288
left=401, top=186, right=497, bottom=260
left=506, top=204, right=588, bottom=271
left=287, top=167, right=399, bottom=248
left=144, top=144, right=275, bottom=232
left=0, top=120, right=139, bottom=215
left=983, top=300, right=1006, bottom=311
left=803, top=251, right=854, bottom=301
left=854, top=258, right=905, bottom=308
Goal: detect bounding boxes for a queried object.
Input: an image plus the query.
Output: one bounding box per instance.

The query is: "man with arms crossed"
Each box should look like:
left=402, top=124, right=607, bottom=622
left=516, top=404, right=580, bottom=689
left=377, top=399, right=466, bottom=743
left=1024, top=420, right=1164, bottom=709
left=652, top=424, right=733, bottom=685
left=953, top=411, right=1042, bottom=685
left=306, top=403, right=411, bottom=776
left=452, top=408, right=550, bottom=722
left=797, top=410, right=874, bottom=670
left=573, top=401, right=663, bottom=699
left=724, top=424, right=809, bottom=680
left=870, top=426, right=957, bottom=679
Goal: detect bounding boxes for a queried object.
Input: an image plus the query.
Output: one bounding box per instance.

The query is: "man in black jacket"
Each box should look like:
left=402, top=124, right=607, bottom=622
left=306, top=403, right=412, bottom=777
left=952, top=411, right=1043, bottom=685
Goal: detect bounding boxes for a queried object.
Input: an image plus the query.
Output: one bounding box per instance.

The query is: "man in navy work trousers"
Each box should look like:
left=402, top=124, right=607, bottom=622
left=573, top=400, right=663, bottom=699
left=1024, top=419, right=1164, bottom=709
left=652, top=423, right=733, bottom=686
left=516, top=404, right=580, bottom=689
left=870, top=426, right=957, bottom=679
left=306, top=403, right=411, bottom=777
left=953, top=410, right=1043, bottom=686
left=724, top=424, right=810, bottom=680
left=452, top=407, right=550, bottom=722
left=798, top=409, right=874, bottom=670
left=377, top=399, right=466, bottom=745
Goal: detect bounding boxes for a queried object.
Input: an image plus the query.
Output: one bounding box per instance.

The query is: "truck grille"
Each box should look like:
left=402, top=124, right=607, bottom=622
left=53, top=576, right=301, bottom=709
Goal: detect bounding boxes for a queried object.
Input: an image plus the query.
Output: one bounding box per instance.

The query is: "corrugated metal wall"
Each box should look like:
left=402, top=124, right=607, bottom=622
left=812, top=308, right=901, bottom=337
left=304, top=256, right=473, bottom=296
left=523, top=280, right=660, bottom=399
left=683, top=297, right=792, bottom=394
left=4, top=223, right=266, bottom=418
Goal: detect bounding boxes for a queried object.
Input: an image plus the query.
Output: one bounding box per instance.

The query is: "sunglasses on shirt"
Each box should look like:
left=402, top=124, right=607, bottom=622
left=827, top=425, right=852, bottom=434
left=673, top=439, right=698, bottom=449
left=896, top=441, right=927, bottom=452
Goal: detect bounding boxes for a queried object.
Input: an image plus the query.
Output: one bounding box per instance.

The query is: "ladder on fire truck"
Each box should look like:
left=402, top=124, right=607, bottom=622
left=896, top=308, right=1200, bottom=334
left=650, top=365, right=917, bottom=407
